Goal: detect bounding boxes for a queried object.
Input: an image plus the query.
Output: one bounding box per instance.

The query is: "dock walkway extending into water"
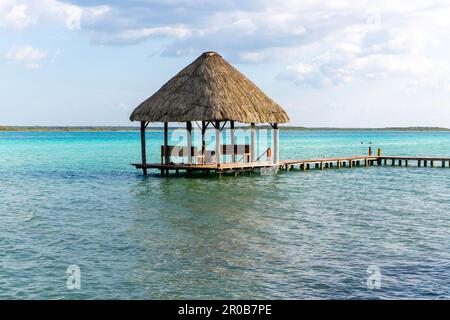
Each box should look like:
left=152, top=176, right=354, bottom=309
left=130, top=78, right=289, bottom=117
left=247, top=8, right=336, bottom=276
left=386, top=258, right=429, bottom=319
left=133, top=154, right=450, bottom=176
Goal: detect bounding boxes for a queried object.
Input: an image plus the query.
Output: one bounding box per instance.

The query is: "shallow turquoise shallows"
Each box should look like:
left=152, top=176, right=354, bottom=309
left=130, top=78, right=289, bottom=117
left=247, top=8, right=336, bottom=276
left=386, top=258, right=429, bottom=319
left=1, top=130, right=450, bottom=299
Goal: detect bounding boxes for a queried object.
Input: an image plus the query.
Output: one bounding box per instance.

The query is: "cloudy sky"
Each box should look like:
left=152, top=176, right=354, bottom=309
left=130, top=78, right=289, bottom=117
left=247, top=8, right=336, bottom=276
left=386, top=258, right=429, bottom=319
left=1, top=0, right=450, bottom=127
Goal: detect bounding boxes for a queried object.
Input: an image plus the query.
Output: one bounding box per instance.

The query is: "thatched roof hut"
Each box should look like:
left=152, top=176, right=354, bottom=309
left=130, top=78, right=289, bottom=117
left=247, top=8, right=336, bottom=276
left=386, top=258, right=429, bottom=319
left=131, top=51, right=289, bottom=175
left=130, top=51, right=289, bottom=124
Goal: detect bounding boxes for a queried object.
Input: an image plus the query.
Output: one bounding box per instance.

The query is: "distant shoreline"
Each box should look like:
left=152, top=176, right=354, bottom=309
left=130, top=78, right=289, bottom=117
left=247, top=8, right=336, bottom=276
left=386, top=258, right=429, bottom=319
left=1, top=126, right=450, bottom=132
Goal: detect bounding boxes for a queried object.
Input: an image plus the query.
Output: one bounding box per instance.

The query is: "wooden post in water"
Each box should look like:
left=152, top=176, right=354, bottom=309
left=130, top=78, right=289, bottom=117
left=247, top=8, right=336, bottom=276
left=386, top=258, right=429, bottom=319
left=140, top=121, right=147, bottom=176
left=431, top=160, right=434, bottom=167
left=215, top=121, right=221, bottom=166
left=230, top=121, right=236, bottom=163
left=186, top=121, right=192, bottom=165
left=405, top=160, right=408, bottom=167
left=337, top=161, right=341, bottom=169
left=369, top=147, right=372, bottom=156
left=418, top=160, right=421, bottom=167
left=250, top=123, right=255, bottom=163
left=442, top=160, right=446, bottom=168
left=424, top=160, right=428, bottom=167
left=378, top=148, right=381, bottom=156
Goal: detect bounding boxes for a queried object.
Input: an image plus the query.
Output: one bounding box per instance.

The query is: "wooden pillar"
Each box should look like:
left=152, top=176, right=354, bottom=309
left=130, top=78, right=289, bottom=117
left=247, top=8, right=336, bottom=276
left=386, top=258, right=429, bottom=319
left=215, top=121, right=221, bottom=166
left=164, top=122, right=169, bottom=165
left=230, top=121, right=236, bottom=163
left=337, top=161, right=341, bottom=169
left=250, top=123, right=255, bottom=163
left=418, top=160, right=421, bottom=167
left=405, top=160, right=408, bottom=167
left=186, top=121, right=192, bottom=165
left=378, top=148, right=382, bottom=156
left=273, top=123, right=279, bottom=164
left=442, top=160, right=446, bottom=168
left=201, top=121, right=206, bottom=163
left=424, top=160, right=427, bottom=167
left=140, top=121, right=147, bottom=175
left=399, top=160, right=402, bottom=166
left=431, top=160, right=434, bottom=167
left=368, top=147, right=372, bottom=156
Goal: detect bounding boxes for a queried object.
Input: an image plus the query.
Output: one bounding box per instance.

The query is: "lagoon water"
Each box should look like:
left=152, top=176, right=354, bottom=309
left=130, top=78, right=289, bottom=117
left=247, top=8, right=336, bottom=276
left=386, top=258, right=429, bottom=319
left=1, top=130, right=450, bottom=299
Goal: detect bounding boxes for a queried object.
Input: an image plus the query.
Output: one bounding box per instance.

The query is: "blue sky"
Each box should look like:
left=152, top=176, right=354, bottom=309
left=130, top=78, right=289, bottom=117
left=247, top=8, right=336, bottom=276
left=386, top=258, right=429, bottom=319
left=1, top=0, right=450, bottom=127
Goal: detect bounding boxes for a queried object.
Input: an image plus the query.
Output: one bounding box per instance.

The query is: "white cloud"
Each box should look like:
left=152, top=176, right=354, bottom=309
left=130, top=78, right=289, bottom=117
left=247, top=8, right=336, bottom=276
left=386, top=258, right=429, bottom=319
left=3, top=0, right=450, bottom=90
left=0, top=0, right=110, bottom=31
left=6, top=45, right=46, bottom=69
left=3, top=4, right=35, bottom=29
left=273, top=1, right=450, bottom=89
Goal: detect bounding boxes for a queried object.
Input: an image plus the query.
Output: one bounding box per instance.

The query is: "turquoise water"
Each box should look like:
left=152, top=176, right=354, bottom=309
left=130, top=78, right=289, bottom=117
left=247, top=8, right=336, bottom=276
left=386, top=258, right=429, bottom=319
left=1, top=130, right=450, bottom=299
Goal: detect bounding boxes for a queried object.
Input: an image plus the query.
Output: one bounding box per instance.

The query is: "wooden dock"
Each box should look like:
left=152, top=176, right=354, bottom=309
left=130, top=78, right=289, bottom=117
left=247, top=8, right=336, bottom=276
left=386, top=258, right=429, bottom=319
left=133, top=154, right=450, bottom=176
left=379, top=156, right=450, bottom=167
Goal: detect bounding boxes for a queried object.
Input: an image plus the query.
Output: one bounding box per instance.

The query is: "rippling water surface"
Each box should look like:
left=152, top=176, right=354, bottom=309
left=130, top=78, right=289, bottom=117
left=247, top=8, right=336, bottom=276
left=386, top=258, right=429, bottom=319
left=1, top=130, right=450, bottom=299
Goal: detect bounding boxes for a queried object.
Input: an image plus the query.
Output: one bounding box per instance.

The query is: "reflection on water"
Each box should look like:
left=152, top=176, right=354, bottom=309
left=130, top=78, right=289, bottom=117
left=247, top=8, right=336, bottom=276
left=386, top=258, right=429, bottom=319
left=1, top=131, right=450, bottom=299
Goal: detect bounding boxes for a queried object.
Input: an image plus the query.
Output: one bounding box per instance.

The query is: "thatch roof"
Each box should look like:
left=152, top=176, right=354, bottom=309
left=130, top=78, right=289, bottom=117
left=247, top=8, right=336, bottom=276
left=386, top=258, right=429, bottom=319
left=130, top=52, right=289, bottom=124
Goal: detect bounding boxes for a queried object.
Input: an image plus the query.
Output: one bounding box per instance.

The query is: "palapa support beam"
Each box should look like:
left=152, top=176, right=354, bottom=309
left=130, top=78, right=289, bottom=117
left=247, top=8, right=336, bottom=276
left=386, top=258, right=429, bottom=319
left=164, top=122, right=169, bottom=165
left=186, top=121, right=192, bottom=165
left=201, top=121, right=209, bottom=163
left=140, top=121, right=147, bottom=175
left=272, top=123, right=279, bottom=164
left=250, top=123, right=256, bottom=163
left=230, top=121, right=236, bottom=163
left=215, top=121, right=221, bottom=166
